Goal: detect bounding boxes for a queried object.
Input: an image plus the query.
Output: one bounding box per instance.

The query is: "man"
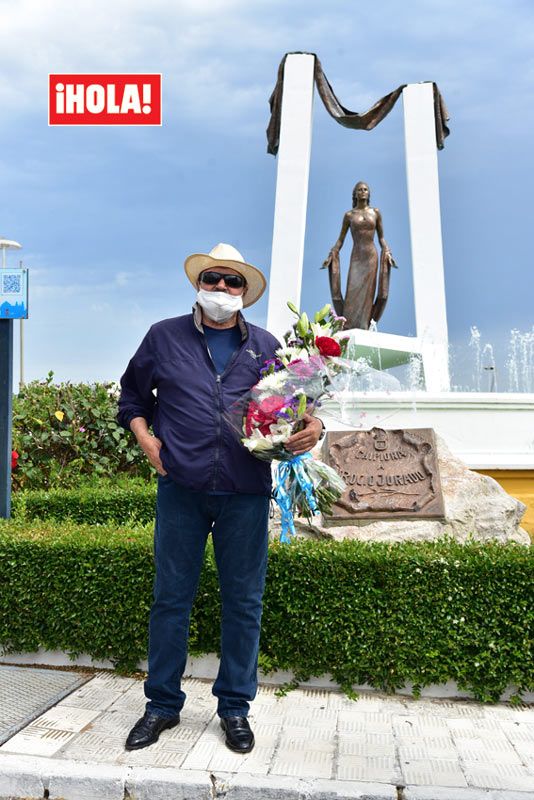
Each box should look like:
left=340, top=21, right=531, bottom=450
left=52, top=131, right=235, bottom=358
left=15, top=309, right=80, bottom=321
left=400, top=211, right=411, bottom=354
left=116, top=243, right=323, bottom=754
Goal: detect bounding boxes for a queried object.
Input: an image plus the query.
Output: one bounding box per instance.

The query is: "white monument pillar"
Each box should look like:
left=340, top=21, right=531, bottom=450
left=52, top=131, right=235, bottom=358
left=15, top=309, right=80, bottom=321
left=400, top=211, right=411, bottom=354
left=403, top=83, right=450, bottom=392
left=266, top=54, right=315, bottom=341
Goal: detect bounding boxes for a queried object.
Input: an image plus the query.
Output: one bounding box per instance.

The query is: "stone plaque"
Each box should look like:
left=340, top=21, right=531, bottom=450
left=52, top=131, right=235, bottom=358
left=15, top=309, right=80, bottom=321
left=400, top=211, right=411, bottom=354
left=324, top=427, right=445, bottom=520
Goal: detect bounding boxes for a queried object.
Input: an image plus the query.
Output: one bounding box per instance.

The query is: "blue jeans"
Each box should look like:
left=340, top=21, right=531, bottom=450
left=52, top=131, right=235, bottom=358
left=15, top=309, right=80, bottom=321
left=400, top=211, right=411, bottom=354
left=144, top=475, right=270, bottom=719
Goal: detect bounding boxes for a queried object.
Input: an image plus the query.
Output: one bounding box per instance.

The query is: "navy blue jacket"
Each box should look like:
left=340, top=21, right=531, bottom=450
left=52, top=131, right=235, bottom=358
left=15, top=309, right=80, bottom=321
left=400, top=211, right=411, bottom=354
left=116, top=305, right=281, bottom=495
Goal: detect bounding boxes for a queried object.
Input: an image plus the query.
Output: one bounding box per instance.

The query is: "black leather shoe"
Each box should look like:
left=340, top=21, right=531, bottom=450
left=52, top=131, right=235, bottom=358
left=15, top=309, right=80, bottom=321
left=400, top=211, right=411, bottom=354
left=220, top=716, right=255, bottom=753
left=125, top=710, right=180, bottom=750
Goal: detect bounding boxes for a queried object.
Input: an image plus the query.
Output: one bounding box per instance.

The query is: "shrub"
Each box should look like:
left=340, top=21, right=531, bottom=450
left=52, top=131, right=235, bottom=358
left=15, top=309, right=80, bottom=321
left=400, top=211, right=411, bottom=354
left=12, top=371, right=152, bottom=490
left=12, top=479, right=156, bottom=525
left=0, top=520, right=532, bottom=703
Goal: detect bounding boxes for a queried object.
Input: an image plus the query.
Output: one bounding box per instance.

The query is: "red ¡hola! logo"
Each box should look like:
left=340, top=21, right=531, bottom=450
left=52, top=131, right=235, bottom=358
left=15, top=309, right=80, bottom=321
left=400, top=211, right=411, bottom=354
left=48, top=74, right=162, bottom=125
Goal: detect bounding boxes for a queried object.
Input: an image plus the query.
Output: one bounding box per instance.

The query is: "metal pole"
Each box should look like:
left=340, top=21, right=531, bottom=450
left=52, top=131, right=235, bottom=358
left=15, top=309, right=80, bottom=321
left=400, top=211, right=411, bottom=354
left=19, top=260, right=24, bottom=389
left=0, top=320, right=13, bottom=519
left=1, top=245, right=13, bottom=517
left=19, top=319, right=24, bottom=390
left=0, top=240, right=22, bottom=517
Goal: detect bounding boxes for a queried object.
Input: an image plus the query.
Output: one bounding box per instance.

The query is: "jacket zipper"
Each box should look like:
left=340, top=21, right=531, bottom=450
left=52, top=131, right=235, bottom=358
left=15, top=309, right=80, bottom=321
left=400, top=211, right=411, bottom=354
left=203, top=335, right=248, bottom=492
left=212, top=372, right=223, bottom=492
left=201, top=340, right=222, bottom=491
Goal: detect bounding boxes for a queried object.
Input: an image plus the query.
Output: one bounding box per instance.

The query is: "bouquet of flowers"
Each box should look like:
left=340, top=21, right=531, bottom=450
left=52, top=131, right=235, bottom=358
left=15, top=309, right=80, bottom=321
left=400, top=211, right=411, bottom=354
left=226, top=302, right=349, bottom=541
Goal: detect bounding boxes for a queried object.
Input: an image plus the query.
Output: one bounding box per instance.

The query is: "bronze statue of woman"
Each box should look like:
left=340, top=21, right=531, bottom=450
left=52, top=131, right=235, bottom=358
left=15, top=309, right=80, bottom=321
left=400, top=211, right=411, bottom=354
left=322, top=181, right=397, bottom=330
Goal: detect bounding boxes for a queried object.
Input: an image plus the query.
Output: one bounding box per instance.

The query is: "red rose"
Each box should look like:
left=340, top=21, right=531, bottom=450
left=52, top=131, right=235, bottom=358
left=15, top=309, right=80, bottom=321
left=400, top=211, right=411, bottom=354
left=258, top=396, right=287, bottom=434
left=258, top=396, right=286, bottom=415
left=244, top=396, right=286, bottom=437
left=315, top=336, right=341, bottom=357
left=245, top=400, right=260, bottom=436
left=11, top=450, right=19, bottom=470
left=258, top=417, right=275, bottom=436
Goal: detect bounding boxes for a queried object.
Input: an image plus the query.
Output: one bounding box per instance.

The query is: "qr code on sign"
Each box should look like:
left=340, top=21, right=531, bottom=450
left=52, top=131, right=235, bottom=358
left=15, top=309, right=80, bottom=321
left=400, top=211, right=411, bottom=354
left=2, top=274, right=21, bottom=294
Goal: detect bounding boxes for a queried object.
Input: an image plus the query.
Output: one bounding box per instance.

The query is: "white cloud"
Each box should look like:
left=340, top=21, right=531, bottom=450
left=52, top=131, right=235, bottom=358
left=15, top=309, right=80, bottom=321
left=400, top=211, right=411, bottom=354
left=90, top=301, right=111, bottom=312
left=114, top=270, right=151, bottom=287
left=1, top=0, right=531, bottom=138
left=0, top=0, right=281, bottom=123
left=23, top=259, right=163, bottom=302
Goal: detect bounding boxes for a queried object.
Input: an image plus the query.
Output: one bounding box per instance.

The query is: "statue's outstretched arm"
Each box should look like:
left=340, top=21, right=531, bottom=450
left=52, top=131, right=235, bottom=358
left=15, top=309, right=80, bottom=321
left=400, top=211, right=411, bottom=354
left=321, top=212, right=348, bottom=316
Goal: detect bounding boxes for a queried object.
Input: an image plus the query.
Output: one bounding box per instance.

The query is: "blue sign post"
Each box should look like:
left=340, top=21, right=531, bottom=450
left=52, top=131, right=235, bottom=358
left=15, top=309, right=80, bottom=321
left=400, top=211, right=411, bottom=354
left=0, top=318, right=13, bottom=517
left=0, top=242, right=27, bottom=518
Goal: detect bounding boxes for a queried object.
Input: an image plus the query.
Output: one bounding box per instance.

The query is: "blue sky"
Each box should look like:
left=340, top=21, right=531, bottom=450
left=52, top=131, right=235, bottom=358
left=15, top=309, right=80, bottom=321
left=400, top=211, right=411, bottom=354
left=1, top=0, right=533, bottom=391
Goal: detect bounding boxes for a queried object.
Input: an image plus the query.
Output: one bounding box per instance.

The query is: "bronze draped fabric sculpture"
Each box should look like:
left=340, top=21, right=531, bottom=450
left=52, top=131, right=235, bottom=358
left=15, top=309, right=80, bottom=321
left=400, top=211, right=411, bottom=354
left=266, top=52, right=450, bottom=156
left=322, top=182, right=397, bottom=330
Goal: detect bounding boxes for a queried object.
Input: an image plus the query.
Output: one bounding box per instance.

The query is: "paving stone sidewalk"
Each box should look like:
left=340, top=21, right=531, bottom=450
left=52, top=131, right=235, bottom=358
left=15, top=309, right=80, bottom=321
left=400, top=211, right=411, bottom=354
left=0, top=669, right=533, bottom=799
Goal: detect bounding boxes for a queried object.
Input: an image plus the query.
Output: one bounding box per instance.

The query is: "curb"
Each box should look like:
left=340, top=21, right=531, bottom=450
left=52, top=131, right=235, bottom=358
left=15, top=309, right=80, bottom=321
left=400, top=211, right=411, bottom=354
left=2, top=651, right=533, bottom=704
left=404, top=788, right=534, bottom=800
left=2, top=755, right=534, bottom=800
left=0, top=754, right=389, bottom=799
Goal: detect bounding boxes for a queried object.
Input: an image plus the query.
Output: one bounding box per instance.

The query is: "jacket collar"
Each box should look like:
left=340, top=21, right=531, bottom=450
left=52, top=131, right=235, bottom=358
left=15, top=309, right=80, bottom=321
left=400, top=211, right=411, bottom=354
left=192, top=302, right=248, bottom=341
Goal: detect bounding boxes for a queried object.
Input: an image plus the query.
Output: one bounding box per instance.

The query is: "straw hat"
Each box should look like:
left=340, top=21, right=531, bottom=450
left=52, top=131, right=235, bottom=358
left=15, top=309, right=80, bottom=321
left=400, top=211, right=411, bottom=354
left=184, top=243, right=267, bottom=308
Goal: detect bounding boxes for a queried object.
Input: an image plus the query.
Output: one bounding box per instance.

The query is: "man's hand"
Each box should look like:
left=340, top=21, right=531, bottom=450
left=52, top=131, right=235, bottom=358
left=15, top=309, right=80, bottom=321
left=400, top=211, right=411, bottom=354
left=285, top=414, right=324, bottom=456
left=130, top=417, right=168, bottom=476
left=138, top=433, right=168, bottom=476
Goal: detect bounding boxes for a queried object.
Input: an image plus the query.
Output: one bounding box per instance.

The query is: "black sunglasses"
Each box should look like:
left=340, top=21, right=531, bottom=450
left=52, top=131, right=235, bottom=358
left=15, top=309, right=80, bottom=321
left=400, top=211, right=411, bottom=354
left=200, top=270, right=246, bottom=289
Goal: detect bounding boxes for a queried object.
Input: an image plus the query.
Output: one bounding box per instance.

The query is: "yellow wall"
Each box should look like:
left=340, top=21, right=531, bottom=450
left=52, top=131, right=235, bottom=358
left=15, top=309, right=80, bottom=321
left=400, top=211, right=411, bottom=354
left=476, top=470, right=534, bottom=535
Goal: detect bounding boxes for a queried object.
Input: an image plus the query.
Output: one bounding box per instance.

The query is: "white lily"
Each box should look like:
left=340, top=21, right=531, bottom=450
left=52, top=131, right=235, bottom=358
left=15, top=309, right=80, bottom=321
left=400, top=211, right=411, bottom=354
left=243, top=420, right=292, bottom=452
left=268, top=421, right=293, bottom=442
left=311, top=322, right=332, bottom=339
left=244, top=436, right=274, bottom=453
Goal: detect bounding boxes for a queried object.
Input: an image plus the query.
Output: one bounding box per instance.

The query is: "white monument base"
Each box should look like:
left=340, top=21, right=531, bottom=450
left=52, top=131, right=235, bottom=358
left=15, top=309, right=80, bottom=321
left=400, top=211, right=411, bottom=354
left=320, top=391, right=534, bottom=470
left=346, top=328, right=423, bottom=370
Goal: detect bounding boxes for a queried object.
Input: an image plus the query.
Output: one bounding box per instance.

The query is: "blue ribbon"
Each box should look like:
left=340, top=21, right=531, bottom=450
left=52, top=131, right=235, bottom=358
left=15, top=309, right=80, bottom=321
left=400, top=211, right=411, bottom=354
left=273, top=453, right=320, bottom=543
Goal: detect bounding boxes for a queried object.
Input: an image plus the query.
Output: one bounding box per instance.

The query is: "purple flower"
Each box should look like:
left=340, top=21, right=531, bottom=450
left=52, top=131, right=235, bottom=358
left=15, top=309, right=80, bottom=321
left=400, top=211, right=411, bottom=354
left=274, top=410, right=293, bottom=420
left=285, top=395, right=301, bottom=409
left=79, top=426, right=86, bottom=432
left=273, top=394, right=302, bottom=420
left=259, top=357, right=284, bottom=376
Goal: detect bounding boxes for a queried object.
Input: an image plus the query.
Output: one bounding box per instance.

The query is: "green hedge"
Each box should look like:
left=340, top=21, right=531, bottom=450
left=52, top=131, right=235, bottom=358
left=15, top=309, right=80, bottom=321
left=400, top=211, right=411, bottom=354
left=0, top=519, right=532, bottom=702
left=11, top=481, right=156, bottom=525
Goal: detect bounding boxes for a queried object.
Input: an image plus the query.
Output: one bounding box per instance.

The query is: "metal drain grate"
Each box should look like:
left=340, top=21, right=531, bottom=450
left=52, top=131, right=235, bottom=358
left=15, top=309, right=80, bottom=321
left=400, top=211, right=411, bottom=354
left=0, top=665, right=92, bottom=745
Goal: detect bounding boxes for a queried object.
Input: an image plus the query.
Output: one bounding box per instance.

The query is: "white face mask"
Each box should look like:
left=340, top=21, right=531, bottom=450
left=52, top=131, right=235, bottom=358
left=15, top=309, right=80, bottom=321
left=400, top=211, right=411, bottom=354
left=196, top=289, right=243, bottom=323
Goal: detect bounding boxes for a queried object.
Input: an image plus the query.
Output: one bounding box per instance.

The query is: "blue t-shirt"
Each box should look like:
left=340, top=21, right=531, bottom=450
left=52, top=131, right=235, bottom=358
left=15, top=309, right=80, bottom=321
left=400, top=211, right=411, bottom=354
left=203, top=324, right=242, bottom=375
